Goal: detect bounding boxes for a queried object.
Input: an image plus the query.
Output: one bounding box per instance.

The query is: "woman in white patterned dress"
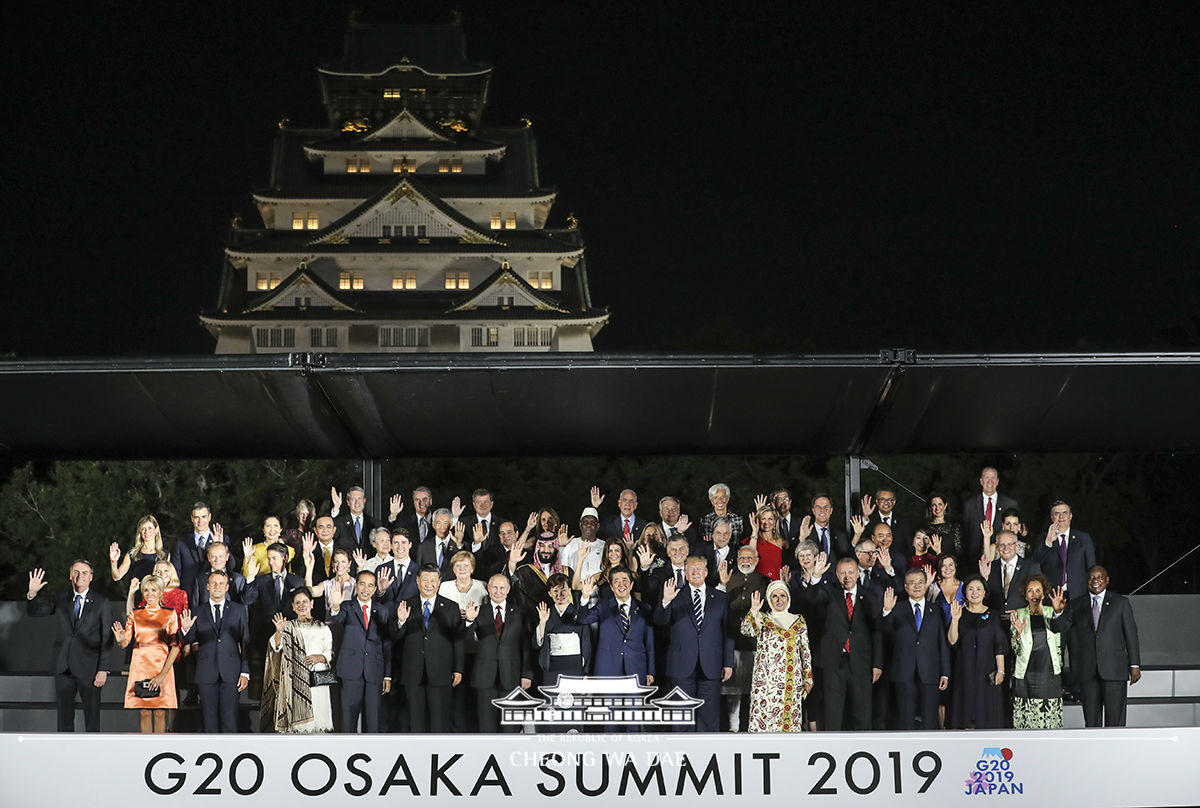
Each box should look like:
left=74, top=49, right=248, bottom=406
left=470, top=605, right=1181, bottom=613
left=740, top=580, right=814, bottom=732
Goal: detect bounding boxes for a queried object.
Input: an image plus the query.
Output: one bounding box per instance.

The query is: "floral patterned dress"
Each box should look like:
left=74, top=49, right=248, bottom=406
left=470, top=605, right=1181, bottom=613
left=740, top=610, right=814, bottom=732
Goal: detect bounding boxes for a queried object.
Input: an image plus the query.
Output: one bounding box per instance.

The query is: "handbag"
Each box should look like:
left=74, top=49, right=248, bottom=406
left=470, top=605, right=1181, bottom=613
left=309, top=668, right=337, bottom=687
left=132, top=679, right=160, bottom=698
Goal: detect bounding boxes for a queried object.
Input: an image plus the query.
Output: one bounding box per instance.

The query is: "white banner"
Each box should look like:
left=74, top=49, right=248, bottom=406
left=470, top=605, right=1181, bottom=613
left=2, top=728, right=1196, bottom=806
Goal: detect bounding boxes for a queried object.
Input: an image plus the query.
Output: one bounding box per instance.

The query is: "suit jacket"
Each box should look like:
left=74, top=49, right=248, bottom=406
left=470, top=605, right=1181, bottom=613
left=599, top=514, right=648, bottom=542
left=1070, top=590, right=1140, bottom=681
left=696, top=541, right=737, bottom=588
left=578, top=598, right=654, bottom=677
left=329, top=598, right=393, bottom=683
left=1033, top=528, right=1097, bottom=598
left=869, top=513, right=912, bottom=554
left=191, top=569, right=246, bottom=610
left=27, top=590, right=113, bottom=678
left=469, top=601, right=534, bottom=689
left=390, top=594, right=464, bottom=685
left=389, top=511, right=429, bottom=543
left=415, top=534, right=463, bottom=580
left=653, top=585, right=736, bottom=680
left=801, top=581, right=883, bottom=673
left=457, top=512, right=504, bottom=552
left=985, top=556, right=1042, bottom=614
left=377, top=558, right=420, bottom=604
left=241, top=572, right=305, bottom=644
left=538, top=602, right=593, bottom=676
left=726, top=570, right=770, bottom=651
left=183, top=600, right=250, bottom=684
left=174, top=534, right=209, bottom=595
left=636, top=561, right=685, bottom=605
left=778, top=512, right=804, bottom=544
left=884, top=599, right=951, bottom=684
left=962, top=493, right=1019, bottom=561
left=809, top=522, right=853, bottom=559
left=333, top=510, right=383, bottom=555
left=662, top=521, right=699, bottom=548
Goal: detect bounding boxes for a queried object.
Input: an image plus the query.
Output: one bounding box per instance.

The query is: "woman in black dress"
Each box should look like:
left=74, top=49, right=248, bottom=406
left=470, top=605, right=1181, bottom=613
left=947, top=574, right=1005, bottom=728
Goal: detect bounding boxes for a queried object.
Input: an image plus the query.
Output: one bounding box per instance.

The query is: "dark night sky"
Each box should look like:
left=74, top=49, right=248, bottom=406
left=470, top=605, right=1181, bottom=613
left=3, top=2, right=1196, bottom=358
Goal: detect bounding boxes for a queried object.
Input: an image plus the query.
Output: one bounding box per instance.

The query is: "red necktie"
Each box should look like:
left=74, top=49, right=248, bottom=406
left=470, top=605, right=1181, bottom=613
left=623, top=519, right=631, bottom=540
left=844, top=592, right=854, bottom=652
left=494, top=605, right=504, bottom=633
left=984, top=497, right=993, bottom=524
left=361, top=603, right=370, bottom=630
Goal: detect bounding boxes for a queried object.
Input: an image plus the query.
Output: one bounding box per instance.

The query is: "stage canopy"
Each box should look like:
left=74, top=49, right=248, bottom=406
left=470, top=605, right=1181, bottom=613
left=2, top=352, right=1199, bottom=460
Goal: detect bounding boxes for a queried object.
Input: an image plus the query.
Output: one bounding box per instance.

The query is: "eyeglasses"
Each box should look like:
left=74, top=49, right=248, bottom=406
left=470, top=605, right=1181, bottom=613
left=856, top=549, right=879, bottom=556
left=877, top=497, right=896, bottom=503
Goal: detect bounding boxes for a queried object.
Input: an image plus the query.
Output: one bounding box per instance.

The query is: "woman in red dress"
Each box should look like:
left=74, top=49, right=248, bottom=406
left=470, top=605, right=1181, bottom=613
left=748, top=499, right=788, bottom=580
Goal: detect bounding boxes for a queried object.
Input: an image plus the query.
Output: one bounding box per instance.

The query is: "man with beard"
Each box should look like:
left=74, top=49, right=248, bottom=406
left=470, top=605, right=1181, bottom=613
left=510, top=533, right=574, bottom=611
left=722, top=544, right=770, bottom=731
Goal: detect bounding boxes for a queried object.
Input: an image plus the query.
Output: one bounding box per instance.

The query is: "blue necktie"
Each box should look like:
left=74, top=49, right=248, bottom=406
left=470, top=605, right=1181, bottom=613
left=354, top=516, right=362, bottom=544
left=914, top=602, right=923, bottom=631
left=423, top=600, right=431, bottom=629
left=820, top=527, right=829, bottom=555
left=692, top=588, right=703, bottom=629
left=73, top=594, right=83, bottom=621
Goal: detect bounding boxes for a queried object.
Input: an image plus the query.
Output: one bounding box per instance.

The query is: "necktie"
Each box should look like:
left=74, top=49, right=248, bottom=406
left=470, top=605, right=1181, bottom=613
left=480, top=519, right=488, bottom=537
left=362, top=603, right=370, bottom=630
left=494, top=605, right=504, bottom=633
left=423, top=600, right=431, bottom=629
left=419, top=518, right=428, bottom=542
left=197, top=533, right=208, bottom=550
left=883, top=516, right=890, bottom=526
left=1002, top=562, right=1012, bottom=598
left=692, top=588, right=703, bottom=628
left=213, top=603, right=222, bottom=633
left=844, top=593, right=854, bottom=652
left=620, top=603, right=630, bottom=634
left=354, top=516, right=362, bottom=544
left=820, top=527, right=829, bottom=555
left=984, top=496, right=993, bottom=524
left=914, top=602, right=923, bottom=632
left=73, top=593, right=83, bottom=621
left=322, top=546, right=331, bottom=575
left=437, top=541, right=444, bottom=567
left=623, top=519, right=631, bottom=540
left=1092, top=595, right=1102, bottom=629
left=675, top=568, right=684, bottom=589
left=1057, top=535, right=1068, bottom=586
left=275, top=574, right=283, bottom=603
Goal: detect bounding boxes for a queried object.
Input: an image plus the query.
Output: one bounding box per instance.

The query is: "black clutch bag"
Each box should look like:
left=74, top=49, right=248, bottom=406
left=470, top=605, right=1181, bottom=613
left=309, top=668, right=337, bottom=687
left=132, top=679, right=160, bottom=698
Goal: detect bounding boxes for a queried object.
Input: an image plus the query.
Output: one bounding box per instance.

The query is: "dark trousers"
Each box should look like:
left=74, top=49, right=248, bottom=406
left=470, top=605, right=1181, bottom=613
left=672, top=665, right=722, bottom=732
left=341, top=677, right=382, bottom=732
left=476, top=688, right=519, bottom=733
left=406, top=684, right=452, bottom=733
left=893, top=678, right=939, bottom=730
left=1080, top=671, right=1129, bottom=727
left=55, top=672, right=102, bottom=732
left=822, top=657, right=872, bottom=730
left=198, top=680, right=239, bottom=732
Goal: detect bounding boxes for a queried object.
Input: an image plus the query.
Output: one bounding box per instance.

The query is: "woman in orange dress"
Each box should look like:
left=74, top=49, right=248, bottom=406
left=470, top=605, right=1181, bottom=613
left=112, top=574, right=180, bottom=733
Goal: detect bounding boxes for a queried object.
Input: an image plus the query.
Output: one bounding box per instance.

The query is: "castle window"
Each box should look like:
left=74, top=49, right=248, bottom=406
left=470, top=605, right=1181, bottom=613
left=383, top=89, right=402, bottom=99
left=339, top=272, right=364, bottom=290
left=392, top=271, right=417, bottom=290
left=255, top=327, right=295, bottom=349
left=380, top=326, right=430, bottom=348
left=490, top=212, right=502, bottom=230
left=504, top=212, right=517, bottom=230
left=310, top=327, right=338, bottom=348
left=346, top=158, right=370, bottom=174
left=445, top=271, right=470, bottom=290
left=529, top=271, right=553, bottom=290
left=392, top=157, right=414, bottom=173
left=255, top=272, right=281, bottom=291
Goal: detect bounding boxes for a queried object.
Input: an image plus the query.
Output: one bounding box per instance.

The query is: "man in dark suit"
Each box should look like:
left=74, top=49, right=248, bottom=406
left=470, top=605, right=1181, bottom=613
left=175, top=501, right=221, bottom=597
left=962, top=467, right=1019, bottom=566
left=386, top=486, right=434, bottom=544
left=332, top=485, right=383, bottom=556
left=578, top=568, right=654, bottom=683
left=593, top=486, right=648, bottom=542
left=453, top=488, right=504, bottom=553
left=808, top=494, right=855, bottom=560
left=982, top=530, right=1041, bottom=616
left=637, top=534, right=690, bottom=605
left=1070, top=566, right=1141, bottom=726
left=659, top=495, right=699, bottom=546
left=865, top=489, right=912, bottom=554
left=654, top=555, right=735, bottom=732
left=376, top=529, right=419, bottom=604
left=328, top=569, right=392, bottom=732
left=180, top=569, right=250, bottom=732
left=1033, top=501, right=1097, bottom=600
left=467, top=574, right=533, bottom=733
left=882, top=570, right=951, bottom=729
left=772, top=488, right=803, bottom=545
left=415, top=509, right=463, bottom=580
left=698, top=517, right=737, bottom=588
left=241, top=540, right=305, bottom=694
left=26, top=561, right=113, bottom=732
left=191, top=542, right=246, bottom=608
left=799, top=557, right=884, bottom=730
left=389, top=564, right=464, bottom=733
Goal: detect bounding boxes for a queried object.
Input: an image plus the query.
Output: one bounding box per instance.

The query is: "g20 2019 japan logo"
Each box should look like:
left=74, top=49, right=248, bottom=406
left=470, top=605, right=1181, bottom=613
left=964, top=747, right=1024, bottom=796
